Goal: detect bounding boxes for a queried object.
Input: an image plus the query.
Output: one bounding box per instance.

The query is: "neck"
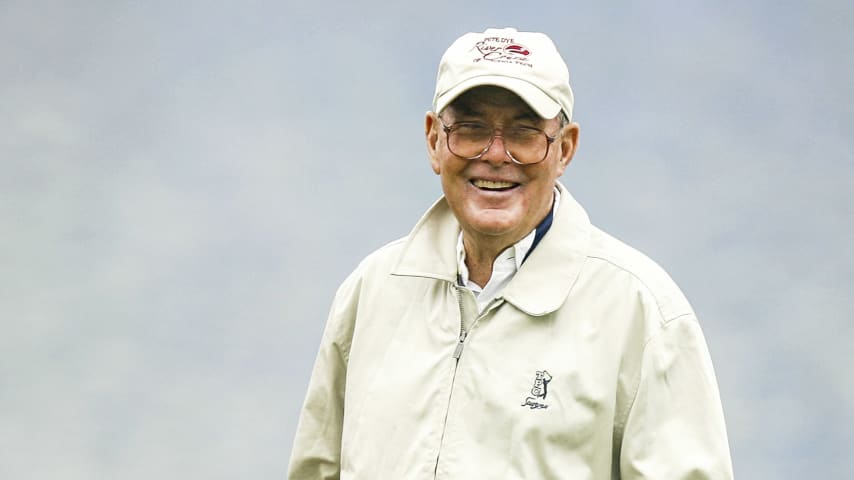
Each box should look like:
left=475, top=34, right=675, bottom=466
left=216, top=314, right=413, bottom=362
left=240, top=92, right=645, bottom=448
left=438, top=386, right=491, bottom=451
left=461, top=232, right=519, bottom=287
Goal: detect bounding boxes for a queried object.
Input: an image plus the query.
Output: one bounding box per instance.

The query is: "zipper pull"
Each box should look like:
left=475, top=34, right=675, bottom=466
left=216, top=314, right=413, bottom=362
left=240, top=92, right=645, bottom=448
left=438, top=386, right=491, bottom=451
left=452, top=330, right=467, bottom=359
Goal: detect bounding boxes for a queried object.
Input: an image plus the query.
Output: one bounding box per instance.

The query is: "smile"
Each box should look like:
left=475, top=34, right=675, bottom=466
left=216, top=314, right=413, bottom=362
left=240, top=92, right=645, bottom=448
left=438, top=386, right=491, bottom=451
left=471, top=179, right=519, bottom=191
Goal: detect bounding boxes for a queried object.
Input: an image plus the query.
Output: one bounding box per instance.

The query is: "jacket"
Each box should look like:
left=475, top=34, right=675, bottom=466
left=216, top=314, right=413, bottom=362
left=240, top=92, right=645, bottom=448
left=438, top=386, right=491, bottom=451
left=288, top=182, right=733, bottom=479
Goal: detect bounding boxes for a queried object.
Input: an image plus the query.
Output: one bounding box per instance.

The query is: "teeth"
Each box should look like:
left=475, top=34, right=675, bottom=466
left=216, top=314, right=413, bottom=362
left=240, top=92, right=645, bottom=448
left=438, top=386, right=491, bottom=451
left=473, top=179, right=516, bottom=189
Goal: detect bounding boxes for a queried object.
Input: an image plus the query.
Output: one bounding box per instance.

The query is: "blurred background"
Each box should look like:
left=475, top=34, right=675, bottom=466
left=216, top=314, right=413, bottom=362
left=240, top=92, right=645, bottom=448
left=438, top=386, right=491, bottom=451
left=1, top=0, right=852, bottom=478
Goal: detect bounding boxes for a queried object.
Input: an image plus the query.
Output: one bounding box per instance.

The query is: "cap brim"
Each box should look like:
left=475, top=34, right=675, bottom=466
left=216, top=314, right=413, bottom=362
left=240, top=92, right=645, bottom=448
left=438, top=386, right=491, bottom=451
left=434, top=75, right=562, bottom=119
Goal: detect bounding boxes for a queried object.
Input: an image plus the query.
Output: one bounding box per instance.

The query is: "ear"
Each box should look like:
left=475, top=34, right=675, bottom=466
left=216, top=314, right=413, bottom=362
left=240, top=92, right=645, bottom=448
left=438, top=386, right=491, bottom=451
left=555, top=122, right=580, bottom=177
left=425, top=111, right=442, bottom=175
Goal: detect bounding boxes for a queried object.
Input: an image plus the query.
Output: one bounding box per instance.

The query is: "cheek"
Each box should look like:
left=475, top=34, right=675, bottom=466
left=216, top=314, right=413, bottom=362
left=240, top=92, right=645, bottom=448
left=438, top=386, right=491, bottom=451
left=523, top=169, right=560, bottom=204
left=437, top=156, right=468, bottom=180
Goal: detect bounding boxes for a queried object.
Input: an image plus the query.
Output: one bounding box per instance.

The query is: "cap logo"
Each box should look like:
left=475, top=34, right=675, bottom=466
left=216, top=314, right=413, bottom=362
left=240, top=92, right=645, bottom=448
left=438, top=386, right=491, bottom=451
left=472, top=36, right=533, bottom=67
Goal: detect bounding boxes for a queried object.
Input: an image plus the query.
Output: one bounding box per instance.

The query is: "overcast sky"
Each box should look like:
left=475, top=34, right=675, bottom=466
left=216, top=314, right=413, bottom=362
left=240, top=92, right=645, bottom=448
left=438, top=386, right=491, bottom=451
left=1, top=1, right=852, bottom=478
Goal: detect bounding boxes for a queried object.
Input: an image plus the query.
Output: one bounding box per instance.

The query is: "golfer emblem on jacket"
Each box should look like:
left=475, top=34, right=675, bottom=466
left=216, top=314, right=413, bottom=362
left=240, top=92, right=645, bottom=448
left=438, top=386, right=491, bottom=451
left=521, top=370, right=552, bottom=409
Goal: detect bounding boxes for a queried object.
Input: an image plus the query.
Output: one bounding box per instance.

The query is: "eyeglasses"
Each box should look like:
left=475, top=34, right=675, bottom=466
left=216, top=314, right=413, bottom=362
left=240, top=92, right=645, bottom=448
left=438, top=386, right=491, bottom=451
left=440, top=120, right=558, bottom=165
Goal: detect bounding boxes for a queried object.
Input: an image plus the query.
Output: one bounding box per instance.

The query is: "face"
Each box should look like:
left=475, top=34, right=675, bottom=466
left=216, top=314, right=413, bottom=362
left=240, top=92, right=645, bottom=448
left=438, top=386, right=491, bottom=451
left=425, top=86, right=580, bottom=246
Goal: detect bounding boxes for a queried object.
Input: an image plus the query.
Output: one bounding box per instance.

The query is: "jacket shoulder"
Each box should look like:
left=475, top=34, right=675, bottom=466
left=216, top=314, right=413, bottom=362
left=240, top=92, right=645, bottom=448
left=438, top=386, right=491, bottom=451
left=324, top=236, right=409, bottom=356
left=332, top=236, right=409, bottom=300
left=354, top=236, right=409, bottom=278
left=584, top=226, right=694, bottom=323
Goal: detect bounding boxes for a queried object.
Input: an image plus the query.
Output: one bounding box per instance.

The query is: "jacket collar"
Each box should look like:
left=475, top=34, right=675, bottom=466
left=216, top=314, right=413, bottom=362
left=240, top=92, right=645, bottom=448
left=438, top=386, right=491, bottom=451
left=391, top=182, right=591, bottom=316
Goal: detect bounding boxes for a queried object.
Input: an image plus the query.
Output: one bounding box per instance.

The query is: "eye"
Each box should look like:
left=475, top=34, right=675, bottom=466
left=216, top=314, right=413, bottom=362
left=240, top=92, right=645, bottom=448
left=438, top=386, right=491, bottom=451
left=453, top=122, right=491, bottom=138
left=507, top=126, right=543, bottom=141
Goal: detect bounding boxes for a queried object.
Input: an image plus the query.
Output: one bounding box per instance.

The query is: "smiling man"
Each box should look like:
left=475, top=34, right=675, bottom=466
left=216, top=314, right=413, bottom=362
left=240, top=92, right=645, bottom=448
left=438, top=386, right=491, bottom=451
left=288, top=28, right=733, bottom=479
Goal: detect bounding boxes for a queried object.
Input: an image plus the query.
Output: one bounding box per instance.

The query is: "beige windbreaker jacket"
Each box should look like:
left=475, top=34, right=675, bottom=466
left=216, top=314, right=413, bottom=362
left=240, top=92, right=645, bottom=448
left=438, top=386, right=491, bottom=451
left=288, top=183, right=733, bottom=479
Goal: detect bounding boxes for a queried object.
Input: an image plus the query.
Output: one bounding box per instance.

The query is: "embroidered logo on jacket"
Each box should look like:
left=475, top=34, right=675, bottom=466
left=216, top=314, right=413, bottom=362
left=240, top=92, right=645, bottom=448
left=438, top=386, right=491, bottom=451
left=521, top=370, right=552, bottom=409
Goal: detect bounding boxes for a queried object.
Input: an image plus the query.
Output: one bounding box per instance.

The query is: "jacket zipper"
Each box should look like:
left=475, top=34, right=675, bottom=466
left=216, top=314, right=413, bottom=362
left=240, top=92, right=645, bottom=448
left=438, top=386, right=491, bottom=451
left=434, top=287, right=502, bottom=478
left=434, top=285, right=469, bottom=478
left=452, top=286, right=468, bottom=359
left=452, top=330, right=467, bottom=359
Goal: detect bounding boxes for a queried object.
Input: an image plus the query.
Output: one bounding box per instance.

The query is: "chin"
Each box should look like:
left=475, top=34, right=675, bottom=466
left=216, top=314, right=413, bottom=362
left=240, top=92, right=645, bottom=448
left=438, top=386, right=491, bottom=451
left=465, top=211, right=523, bottom=237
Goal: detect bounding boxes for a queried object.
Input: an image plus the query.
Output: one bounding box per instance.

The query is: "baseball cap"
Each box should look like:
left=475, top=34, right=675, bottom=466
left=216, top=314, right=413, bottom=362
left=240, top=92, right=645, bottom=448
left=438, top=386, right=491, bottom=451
left=432, top=27, right=574, bottom=120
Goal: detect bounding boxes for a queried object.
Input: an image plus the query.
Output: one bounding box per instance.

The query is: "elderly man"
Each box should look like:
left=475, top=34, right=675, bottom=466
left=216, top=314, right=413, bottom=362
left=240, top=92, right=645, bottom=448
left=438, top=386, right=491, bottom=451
left=288, top=27, right=733, bottom=479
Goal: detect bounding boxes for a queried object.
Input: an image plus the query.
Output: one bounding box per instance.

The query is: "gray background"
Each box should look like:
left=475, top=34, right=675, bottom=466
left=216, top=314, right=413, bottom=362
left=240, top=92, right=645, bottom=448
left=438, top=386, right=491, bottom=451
left=2, top=0, right=852, bottom=478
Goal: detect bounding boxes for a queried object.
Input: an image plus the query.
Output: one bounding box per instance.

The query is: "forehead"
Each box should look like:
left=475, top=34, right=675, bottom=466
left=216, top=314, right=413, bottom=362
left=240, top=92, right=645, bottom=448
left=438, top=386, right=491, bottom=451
left=444, top=86, right=542, bottom=121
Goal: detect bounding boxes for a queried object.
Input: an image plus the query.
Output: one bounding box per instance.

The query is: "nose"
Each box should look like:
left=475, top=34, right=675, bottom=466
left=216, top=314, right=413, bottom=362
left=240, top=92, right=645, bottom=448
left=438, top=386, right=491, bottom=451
left=480, top=133, right=511, bottom=166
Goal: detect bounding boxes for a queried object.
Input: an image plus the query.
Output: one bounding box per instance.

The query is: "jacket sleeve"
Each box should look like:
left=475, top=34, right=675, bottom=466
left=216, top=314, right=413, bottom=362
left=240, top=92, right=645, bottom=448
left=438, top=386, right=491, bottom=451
left=618, top=314, right=734, bottom=479
left=287, top=273, right=360, bottom=480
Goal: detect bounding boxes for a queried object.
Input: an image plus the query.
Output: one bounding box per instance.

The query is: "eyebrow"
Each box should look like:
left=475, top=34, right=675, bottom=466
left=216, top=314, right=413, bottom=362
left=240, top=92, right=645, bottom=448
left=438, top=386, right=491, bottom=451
left=512, top=111, right=541, bottom=122
left=447, top=103, right=481, bottom=117
left=448, top=104, right=543, bottom=123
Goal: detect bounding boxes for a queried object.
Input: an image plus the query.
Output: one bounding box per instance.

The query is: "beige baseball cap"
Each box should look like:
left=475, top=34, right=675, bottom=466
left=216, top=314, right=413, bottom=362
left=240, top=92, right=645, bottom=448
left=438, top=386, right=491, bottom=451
left=432, top=27, right=575, bottom=120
